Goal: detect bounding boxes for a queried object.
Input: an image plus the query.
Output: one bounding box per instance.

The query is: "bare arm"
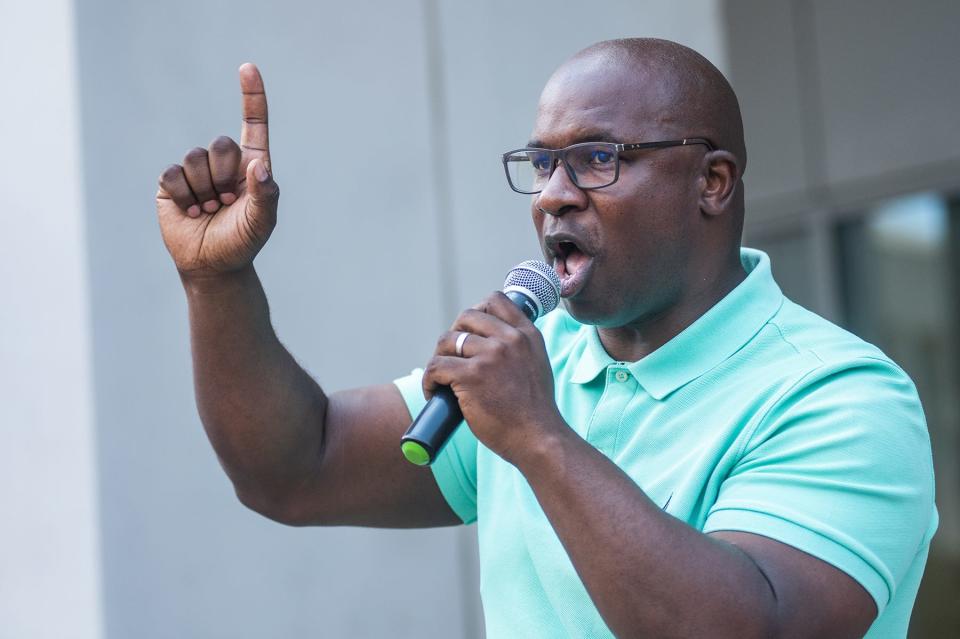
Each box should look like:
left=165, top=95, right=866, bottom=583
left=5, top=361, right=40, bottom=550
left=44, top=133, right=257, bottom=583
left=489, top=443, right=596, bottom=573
left=517, top=426, right=876, bottom=638
left=157, top=64, right=456, bottom=528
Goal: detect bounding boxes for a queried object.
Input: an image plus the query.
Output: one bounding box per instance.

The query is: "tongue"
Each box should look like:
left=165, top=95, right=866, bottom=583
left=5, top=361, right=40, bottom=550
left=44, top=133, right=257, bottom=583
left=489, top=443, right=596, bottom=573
left=564, top=248, right=590, bottom=277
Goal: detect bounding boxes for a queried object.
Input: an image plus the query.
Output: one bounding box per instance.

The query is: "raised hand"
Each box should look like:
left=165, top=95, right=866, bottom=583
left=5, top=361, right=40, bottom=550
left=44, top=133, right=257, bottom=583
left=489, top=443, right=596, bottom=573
left=156, top=63, right=279, bottom=277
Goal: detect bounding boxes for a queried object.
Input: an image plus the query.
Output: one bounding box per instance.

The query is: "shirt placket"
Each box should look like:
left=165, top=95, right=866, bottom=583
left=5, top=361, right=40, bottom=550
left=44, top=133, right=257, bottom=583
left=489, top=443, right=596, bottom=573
left=584, top=364, right=636, bottom=457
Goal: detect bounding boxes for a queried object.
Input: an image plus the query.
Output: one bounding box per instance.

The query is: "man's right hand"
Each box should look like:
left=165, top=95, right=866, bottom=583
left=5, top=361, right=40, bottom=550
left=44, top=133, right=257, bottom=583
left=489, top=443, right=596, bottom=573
left=156, top=63, right=278, bottom=278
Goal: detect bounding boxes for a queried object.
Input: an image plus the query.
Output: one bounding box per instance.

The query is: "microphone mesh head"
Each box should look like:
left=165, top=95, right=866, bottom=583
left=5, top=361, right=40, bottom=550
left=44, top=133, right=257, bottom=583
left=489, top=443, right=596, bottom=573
left=503, top=260, right=561, bottom=318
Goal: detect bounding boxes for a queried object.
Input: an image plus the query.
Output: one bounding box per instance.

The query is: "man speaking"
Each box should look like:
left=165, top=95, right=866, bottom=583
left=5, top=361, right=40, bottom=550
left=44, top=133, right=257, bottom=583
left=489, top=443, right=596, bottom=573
left=156, top=39, right=936, bottom=638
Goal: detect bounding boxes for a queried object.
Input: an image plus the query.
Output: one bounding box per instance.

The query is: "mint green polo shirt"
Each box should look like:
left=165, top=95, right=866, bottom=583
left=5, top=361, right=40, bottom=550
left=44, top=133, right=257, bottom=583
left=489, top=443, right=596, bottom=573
left=394, top=248, right=936, bottom=639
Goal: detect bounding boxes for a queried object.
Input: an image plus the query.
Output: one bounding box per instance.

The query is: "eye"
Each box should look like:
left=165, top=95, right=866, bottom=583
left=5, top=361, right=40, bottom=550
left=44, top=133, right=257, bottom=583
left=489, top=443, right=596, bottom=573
left=531, top=153, right=553, bottom=173
left=589, top=149, right=615, bottom=165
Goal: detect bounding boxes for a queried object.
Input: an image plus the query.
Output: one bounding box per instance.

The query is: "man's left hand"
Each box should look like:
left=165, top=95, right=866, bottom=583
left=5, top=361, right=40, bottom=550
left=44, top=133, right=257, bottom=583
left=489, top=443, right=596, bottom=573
left=422, top=291, right=564, bottom=465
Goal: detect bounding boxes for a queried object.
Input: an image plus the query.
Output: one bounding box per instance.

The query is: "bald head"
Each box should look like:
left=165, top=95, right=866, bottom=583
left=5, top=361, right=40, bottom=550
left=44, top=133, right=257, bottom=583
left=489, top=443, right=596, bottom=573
left=553, top=38, right=746, bottom=173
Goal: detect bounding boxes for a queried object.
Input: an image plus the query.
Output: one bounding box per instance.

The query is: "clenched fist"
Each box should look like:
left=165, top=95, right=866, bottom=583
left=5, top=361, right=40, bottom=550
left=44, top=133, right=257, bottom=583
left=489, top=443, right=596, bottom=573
left=156, top=63, right=279, bottom=278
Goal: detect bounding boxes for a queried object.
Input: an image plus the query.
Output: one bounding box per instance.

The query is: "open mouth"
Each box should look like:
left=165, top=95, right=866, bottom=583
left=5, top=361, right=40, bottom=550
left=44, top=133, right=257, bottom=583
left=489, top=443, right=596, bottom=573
left=550, top=237, right=595, bottom=298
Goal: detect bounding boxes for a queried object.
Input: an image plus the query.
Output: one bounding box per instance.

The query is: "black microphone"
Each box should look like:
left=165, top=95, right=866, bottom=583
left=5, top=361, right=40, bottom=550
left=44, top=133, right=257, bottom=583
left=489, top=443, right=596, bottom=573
left=400, top=260, right=562, bottom=466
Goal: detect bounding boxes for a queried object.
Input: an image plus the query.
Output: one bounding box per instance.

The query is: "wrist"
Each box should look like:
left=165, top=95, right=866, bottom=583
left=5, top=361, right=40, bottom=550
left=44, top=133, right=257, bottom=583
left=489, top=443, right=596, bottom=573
left=508, top=412, right=580, bottom=478
left=180, top=264, right=258, bottom=297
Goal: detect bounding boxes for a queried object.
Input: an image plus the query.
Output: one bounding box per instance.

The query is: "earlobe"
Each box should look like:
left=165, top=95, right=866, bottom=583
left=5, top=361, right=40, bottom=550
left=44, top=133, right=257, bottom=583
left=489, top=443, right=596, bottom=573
left=699, top=151, right=739, bottom=217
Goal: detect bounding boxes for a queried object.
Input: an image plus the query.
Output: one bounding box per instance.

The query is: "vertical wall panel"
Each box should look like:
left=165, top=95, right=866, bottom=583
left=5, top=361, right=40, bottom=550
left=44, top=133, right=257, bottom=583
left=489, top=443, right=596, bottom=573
left=0, top=0, right=104, bottom=637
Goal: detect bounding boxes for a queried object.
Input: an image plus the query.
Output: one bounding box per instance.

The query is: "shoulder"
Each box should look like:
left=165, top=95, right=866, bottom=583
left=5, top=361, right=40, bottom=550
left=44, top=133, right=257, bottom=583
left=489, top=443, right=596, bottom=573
left=765, top=299, right=923, bottom=419
left=744, top=296, right=930, bottom=474
left=736, top=248, right=913, bottom=396
left=771, top=298, right=896, bottom=369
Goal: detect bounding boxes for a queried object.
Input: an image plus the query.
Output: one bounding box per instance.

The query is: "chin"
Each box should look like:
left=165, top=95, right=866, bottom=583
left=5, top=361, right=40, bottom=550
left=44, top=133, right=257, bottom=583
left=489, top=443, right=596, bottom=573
left=562, top=291, right=661, bottom=330
left=560, top=297, right=616, bottom=327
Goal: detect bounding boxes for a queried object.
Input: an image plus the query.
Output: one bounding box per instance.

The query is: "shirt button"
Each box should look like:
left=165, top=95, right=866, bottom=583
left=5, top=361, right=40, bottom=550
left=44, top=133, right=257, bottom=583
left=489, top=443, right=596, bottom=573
left=614, top=370, right=629, bottom=383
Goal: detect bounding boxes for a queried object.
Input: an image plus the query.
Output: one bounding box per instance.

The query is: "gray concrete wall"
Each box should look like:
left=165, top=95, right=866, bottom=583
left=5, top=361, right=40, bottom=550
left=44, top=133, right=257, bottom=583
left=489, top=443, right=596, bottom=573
left=4, top=1, right=724, bottom=636
left=0, top=0, right=104, bottom=637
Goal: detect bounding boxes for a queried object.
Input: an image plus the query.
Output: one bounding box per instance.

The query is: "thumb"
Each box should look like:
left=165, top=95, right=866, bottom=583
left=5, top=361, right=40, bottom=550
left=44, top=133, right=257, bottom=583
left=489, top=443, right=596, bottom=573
left=245, top=157, right=279, bottom=224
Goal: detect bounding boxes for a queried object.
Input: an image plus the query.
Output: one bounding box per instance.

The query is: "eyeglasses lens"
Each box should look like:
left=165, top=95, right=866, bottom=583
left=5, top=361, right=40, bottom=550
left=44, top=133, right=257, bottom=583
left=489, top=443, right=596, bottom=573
left=505, top=143, right=618, bottom=193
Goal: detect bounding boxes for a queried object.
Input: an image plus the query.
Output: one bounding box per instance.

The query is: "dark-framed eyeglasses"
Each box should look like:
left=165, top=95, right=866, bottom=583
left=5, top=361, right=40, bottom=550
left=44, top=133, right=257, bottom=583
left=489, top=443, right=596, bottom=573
left=501, top=138, right=716, bottom=195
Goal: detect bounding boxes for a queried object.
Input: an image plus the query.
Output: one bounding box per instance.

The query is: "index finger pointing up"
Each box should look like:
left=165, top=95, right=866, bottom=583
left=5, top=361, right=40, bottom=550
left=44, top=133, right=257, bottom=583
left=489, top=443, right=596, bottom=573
left=239, top=63, right=270, bottom=162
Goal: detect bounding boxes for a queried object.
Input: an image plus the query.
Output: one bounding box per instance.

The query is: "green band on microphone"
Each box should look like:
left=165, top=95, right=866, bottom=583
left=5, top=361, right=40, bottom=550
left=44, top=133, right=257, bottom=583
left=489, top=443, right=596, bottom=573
left=401, top=440, right=432, bottom=466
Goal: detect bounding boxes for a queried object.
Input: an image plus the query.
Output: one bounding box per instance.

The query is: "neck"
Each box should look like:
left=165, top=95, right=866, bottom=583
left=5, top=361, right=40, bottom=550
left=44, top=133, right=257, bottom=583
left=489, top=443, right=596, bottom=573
left=597, top=255, right=747, bottom=362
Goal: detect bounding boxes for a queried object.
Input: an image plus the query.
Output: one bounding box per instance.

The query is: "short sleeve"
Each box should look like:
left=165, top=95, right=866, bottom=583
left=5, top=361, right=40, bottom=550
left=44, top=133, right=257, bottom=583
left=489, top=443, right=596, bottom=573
left=703, top=358, right=936, bottom=614
left=393, top=368, right=479, bottom=524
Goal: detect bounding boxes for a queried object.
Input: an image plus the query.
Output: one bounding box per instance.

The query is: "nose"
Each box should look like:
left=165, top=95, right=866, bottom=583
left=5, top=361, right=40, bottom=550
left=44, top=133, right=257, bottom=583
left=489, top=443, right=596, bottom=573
left=535, top=160, right=588, bottom=217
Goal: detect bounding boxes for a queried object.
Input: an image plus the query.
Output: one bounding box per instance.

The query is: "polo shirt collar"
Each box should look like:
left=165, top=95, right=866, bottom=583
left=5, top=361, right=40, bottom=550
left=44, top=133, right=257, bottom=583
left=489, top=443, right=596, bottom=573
left=569, top=248, right=784, bottom=399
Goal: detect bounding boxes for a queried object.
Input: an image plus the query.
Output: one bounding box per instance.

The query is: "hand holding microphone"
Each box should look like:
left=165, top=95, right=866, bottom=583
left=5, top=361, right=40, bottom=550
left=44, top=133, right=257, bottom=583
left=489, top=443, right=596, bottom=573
left=402, top=261, right=563, bottom=466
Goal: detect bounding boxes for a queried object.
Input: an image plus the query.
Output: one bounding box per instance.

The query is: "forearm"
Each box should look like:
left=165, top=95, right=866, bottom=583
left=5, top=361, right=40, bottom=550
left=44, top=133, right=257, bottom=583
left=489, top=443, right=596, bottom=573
left=516, top=425, right=778, bottom=639
left=182, top=266, right=328, bottom=510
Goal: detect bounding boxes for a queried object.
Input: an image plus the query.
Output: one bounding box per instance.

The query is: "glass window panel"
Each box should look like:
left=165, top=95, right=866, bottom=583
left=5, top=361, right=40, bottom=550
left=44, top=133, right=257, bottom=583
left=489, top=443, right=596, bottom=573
left=835, top=191, right=960, bottom=638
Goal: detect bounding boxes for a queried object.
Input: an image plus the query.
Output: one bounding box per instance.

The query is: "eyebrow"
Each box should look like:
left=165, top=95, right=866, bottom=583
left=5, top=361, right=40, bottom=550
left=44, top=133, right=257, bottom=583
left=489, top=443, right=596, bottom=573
left=526, top=131, right=623, bottom=149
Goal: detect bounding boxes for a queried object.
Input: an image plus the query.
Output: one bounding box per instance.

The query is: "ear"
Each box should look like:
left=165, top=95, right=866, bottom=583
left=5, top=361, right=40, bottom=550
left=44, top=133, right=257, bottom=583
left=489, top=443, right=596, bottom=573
left=699, top=150, right=740, bottom=217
